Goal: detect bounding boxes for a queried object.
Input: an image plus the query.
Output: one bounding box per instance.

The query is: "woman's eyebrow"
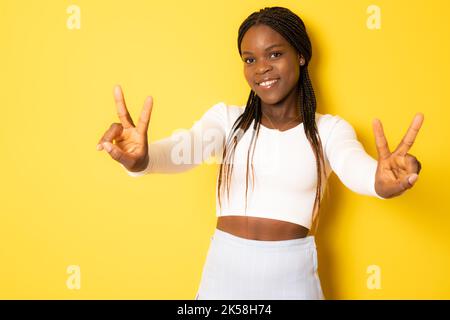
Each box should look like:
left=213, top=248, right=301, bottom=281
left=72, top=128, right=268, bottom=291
left=241, top=44, right=284, bottom=55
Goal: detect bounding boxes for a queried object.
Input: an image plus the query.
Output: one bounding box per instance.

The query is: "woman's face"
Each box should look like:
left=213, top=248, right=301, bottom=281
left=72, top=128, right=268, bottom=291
left=240, top=24, right=303, bottom=105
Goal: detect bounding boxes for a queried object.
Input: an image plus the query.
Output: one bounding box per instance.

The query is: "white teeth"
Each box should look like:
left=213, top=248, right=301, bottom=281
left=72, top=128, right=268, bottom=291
left=259, top=79, right=278, bottom=87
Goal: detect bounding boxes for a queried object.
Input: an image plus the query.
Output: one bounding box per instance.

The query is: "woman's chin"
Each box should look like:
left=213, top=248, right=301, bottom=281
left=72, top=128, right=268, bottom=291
left=256, top=93, right=282, bottom=105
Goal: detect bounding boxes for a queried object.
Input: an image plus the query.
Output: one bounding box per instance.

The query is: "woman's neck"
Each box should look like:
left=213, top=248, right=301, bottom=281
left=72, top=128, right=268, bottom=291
left=260, top=88, right=301, bottom=122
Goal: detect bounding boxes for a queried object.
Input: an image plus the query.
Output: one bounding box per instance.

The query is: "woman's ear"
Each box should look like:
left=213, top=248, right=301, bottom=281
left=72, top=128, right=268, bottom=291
left=298, top=55, right=305, bottom=66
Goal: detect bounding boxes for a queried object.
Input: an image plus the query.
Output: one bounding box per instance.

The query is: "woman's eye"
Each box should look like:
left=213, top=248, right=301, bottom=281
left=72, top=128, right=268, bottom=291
left=271, top=52, right=282, bottom=58
left=244, top=52, right=282, bottom=64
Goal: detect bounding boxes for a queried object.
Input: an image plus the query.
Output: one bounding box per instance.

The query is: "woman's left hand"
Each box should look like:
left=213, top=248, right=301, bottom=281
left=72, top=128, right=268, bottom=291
left=372, top=113, right=424, bottom=199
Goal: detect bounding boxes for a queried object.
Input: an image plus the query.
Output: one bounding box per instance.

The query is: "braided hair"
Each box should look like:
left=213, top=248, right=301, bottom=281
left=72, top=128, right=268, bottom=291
left=217, top=6, right=328, bottom=235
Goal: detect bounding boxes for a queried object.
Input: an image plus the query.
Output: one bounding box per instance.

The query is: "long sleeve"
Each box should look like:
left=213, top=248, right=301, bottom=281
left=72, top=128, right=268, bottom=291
left=122, top=102, right=228, bottom=177
left=323, top=115, right=386, bottom=199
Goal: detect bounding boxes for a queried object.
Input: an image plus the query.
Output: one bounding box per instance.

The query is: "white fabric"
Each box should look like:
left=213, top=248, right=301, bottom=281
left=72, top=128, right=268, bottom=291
left=195, top=228, right=325, bottom=300
left=122, top=102, right=386, bottom=229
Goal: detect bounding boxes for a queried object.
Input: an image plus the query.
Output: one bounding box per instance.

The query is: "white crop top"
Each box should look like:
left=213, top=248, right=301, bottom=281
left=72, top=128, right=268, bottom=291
left=122, top=102, right=386, bottom=229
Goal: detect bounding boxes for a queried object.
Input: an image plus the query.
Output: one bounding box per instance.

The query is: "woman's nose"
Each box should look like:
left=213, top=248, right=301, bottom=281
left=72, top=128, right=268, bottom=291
left=256, top=60, right=272, bottom=74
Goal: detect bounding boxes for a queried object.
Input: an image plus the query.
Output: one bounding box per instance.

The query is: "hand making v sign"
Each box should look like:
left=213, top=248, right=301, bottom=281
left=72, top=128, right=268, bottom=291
left=373, top=113, right=424, bottom=199
left=96, top=85, right=153, bottom=172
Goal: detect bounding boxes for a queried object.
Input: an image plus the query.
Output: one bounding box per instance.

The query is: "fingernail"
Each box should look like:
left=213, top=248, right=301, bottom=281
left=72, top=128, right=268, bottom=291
left=114, top=85, right=121, bottom=96
left=408, top=174, right=418, bottom=185
left=103, top=142, right=112, bottom=152
left=96, top=144, right=102, bottom=151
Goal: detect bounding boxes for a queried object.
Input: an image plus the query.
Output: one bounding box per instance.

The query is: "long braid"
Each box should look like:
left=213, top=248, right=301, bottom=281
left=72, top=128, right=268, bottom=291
left=218, top=6, right=328, bottom=236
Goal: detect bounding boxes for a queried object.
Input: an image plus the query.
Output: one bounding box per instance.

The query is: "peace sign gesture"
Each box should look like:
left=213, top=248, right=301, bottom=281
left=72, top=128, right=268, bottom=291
left=372, top=113, right=424, bottom=198
left=96, top=85, right=153, bottom=172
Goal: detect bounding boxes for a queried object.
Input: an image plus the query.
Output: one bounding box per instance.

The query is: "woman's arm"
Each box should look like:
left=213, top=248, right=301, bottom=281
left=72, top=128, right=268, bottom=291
left=323, top=115, right=387, bottom=199
left=122, top=102, right=228, bottom=176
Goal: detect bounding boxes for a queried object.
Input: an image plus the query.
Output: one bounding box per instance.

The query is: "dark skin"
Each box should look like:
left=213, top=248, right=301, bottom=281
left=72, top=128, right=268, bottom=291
left=219, top=24, right=423, bottom=240
left=97, top=24, right=423, bottom=241
left=217, top=24, right=310, bottom=240
left=242, top=24, right=304, bottom=127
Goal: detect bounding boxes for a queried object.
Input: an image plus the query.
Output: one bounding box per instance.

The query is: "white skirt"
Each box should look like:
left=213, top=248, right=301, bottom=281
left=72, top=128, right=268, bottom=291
left=195, top=228, right=325, bottom=300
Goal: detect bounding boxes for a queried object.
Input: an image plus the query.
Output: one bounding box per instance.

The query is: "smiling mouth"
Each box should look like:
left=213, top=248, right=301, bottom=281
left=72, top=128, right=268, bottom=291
left=257, top=78, right=279, bottom=89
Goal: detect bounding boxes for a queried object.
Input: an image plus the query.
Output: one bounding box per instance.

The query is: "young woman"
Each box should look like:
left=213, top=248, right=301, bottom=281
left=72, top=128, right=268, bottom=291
left=97, top=7, right=423, bottom=300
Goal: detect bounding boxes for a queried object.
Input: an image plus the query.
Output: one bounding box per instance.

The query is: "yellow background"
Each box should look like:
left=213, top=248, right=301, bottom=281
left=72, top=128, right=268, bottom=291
left=1, top=0, right=449, bottom=299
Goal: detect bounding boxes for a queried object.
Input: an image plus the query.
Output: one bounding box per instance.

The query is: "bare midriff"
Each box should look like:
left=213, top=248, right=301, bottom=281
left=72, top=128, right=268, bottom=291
left=216, top=216, right=309, bottom=241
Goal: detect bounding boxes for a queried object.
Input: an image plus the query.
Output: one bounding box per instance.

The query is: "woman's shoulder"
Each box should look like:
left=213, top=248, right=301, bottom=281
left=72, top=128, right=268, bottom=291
left=205, top=101, right=244, bottom=115
left=315, top=112, right=361, bottom=151
left=316, top=112, right=340, bottom=124
left=206, top=101, right=244, bottom=122
left=206, top=104, right=352, bottom=133
left=316, top=112, right=350, bottom=131
left=208, top=106, right=347, bottom=124
left=200, top=102, right=245, bottom=133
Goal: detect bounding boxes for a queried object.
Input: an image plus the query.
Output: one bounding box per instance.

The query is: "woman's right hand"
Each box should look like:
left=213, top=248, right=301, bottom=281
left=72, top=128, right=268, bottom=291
left=96, top=85, right=153, bottom=172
